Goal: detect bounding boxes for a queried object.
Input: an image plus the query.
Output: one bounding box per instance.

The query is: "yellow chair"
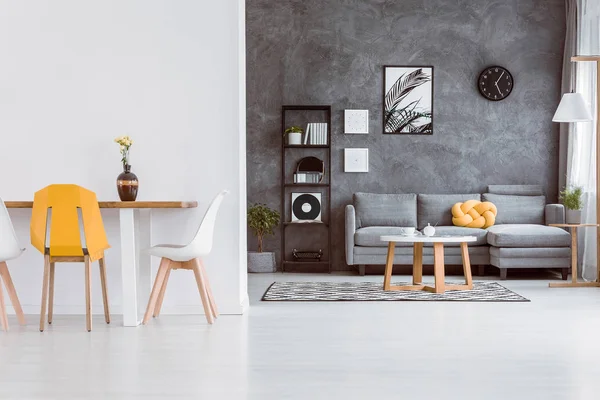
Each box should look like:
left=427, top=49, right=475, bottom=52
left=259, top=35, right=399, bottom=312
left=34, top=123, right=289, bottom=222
left=31, top=184, right=110, bottom=332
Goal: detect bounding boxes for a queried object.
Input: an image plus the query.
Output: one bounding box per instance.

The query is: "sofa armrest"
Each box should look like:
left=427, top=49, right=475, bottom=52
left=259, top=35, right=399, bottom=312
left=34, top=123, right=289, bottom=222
left=345, top=205, right=357, bottom=265
left=545, top=204, right=565, bottom=225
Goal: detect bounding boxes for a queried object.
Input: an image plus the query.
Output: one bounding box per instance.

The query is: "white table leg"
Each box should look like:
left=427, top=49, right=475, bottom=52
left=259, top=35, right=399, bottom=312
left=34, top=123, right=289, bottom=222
left=135, top=209, right=152, bottom=323
left=119, top=209, right=139, bottom=326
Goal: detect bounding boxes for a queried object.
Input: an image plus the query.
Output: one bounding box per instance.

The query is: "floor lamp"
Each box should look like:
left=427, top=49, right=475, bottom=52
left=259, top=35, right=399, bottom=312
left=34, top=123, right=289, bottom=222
left=552, top=55, right=599, bottom=287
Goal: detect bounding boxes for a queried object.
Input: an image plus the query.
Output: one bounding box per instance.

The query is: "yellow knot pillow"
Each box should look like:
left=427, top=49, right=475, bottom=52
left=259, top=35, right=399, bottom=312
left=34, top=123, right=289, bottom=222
left=452, top=200, right=497, bottom=229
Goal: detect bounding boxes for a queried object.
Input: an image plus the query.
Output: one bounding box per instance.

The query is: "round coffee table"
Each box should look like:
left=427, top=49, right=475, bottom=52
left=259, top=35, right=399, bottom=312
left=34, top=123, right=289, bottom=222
left=380, top=235, right=477, bottom=294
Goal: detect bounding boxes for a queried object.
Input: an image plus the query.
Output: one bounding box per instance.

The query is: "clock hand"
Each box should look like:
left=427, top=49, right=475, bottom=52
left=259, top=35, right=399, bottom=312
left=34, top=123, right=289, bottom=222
left=495, top=71, right=505, bottom=84
left=495, top=82, right=502, bottom=95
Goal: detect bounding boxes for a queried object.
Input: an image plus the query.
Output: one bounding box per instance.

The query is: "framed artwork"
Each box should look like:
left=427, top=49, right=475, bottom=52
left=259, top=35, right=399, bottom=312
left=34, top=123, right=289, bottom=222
left=344, top=148, right=369, bottom=173
left=383, top=66, right=433, bottom=134
left=344, top=110, right=369, bottom=134
left=291, top=193, right=322, bottom=221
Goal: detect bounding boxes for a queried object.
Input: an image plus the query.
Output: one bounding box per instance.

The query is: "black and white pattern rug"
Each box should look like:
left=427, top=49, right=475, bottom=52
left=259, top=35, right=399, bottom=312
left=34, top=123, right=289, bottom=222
left=262, top=281, right=529, bottom=302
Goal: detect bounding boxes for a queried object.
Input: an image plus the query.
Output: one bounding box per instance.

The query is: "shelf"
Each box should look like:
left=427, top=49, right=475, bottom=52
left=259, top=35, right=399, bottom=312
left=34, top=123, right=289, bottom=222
left=282, top=260, right=330, bottom=265
left=282, top=105, right=330, bottom=111
left=284, top=221, right=328, bottom=227
left=284, top=145, right=329, bottom=149
left=284, top=183, right=329, bottom=187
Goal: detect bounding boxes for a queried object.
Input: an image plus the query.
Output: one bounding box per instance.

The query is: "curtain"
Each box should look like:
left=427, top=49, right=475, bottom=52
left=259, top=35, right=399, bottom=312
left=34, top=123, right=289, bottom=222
left=567, top=0, right=600, bottom=280
left=559, top=0, right=578, bottom=191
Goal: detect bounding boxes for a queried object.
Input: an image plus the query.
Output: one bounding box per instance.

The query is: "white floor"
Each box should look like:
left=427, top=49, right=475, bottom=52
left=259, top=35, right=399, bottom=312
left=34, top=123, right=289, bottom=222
left=1, top=272, right=600, bottom=399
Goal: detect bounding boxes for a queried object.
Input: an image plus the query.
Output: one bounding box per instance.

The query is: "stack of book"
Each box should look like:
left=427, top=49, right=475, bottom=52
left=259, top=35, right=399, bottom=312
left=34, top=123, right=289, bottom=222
left=294, top=172, right=323, bottom=183
left=303, top=123, right=328, bottom=145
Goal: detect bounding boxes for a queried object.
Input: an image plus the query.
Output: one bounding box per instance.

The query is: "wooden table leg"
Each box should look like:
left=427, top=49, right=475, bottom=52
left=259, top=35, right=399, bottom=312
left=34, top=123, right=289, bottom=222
left=460, top=242, right=473, bottom=289
left=413, top=242, right=423, bottom=284
left=548, top=226, right=600, bottom=288
left=433, top=243, right=445, bottom=294
left=383, top=241, right=395, bottom=290
left=570, top=227, right=577, bottom=284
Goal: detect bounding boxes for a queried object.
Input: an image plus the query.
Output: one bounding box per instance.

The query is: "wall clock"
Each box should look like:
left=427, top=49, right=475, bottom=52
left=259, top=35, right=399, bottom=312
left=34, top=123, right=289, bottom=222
left=478, top=66, right=513, bottom=101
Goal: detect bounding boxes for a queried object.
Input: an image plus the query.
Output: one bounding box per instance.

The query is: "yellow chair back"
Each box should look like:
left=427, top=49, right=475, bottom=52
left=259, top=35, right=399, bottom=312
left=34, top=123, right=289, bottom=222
left=30, top=184, right=109, bottom=261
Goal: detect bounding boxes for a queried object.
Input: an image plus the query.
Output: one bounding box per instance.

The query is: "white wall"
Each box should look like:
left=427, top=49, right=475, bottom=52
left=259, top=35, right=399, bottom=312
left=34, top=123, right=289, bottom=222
left=0, top=0, right=248, bottom=315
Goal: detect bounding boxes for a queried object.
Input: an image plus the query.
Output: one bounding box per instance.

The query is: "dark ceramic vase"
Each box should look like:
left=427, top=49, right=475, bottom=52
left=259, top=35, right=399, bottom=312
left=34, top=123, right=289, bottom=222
left=117, top=164, right=139, bottom=201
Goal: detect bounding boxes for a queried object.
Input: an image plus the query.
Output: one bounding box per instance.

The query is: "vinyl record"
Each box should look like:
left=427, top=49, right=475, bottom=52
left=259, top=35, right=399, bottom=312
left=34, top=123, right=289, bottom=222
left=292, top=193, right=321, bottom=221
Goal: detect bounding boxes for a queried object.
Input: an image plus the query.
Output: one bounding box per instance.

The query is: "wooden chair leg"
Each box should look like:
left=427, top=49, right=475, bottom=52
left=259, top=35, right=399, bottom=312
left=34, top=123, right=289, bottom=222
left=39, top=255, right=50, bottom=332
left=198, top=258, right=218, bottom=318
left=48, top=262, right=55, bottom=324
left=0, top=277, right=8, bottom=331
left=98, top=257, right=110, bottom=324
left=84, top=256, right=92, bottom=332
left=153, top=265, right=172, bottom=318
left=0, top=262, right=25, bottom=325
left=143, top=258, right=170, bottom=324
left=191, top=259, right=214, bottom=324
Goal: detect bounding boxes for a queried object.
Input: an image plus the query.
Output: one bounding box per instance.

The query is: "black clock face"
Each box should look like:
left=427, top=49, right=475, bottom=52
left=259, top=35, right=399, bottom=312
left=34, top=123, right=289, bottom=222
left=478, top=66, right=513, bottom=101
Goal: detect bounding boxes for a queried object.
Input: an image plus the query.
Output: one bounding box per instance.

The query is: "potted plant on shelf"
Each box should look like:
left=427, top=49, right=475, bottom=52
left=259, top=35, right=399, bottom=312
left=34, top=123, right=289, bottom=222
left=284, top=126, right=304, bottom=145
left=560, top=185, right=584, bottom=224
left=248, top=203, right=281, bottom=272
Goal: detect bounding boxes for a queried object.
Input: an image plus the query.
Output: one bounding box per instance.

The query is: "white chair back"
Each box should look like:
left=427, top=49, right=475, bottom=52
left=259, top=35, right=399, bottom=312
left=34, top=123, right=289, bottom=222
left=0, top=198, right=23, bottom=262
left=185, top=190, right=228, bottom=256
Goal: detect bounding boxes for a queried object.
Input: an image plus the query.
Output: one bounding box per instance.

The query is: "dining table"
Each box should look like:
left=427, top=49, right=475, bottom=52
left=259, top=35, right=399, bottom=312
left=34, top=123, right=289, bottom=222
left=5, top=200, right=197, bottom=327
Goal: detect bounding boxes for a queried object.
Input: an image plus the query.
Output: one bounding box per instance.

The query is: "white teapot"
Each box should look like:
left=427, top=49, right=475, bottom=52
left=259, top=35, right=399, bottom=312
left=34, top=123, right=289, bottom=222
left=423, top=223, right=435, bottom=237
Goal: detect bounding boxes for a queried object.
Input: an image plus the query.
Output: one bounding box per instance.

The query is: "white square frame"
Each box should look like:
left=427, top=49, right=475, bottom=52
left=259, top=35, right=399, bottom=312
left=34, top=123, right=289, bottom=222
left=344, top=148, right=369, bottom=173
left=344, top=109, right=369, bottom=134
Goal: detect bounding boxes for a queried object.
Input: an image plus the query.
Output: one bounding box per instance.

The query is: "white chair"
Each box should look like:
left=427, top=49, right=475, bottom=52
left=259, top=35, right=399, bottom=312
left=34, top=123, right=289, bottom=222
left=0, top=198, right=26, bottom=330
left=143, top=190, right=228, bottom=325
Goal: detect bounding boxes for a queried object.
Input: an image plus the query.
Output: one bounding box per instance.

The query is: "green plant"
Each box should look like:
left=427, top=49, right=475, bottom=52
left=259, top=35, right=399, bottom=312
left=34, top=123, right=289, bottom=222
left=560, top=185, right=584, bottom=210
left=247, top=203, right=281, bottom=252
left=284, top=126, right=304, bottom=135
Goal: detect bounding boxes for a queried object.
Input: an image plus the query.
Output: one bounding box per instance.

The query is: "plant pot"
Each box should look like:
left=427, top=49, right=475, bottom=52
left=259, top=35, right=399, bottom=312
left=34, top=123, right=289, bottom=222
left=117, top=164, right=139, bottom=201
left=287, top=132, right=302, bottom=145
left=566, top=209, right=582, bottom=224
left=248, top=252, right=276, bottom=273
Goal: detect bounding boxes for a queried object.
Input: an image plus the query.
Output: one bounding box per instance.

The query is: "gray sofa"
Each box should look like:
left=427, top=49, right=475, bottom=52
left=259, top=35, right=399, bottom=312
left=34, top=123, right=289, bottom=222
left=345, top=185, right=571, bottom=279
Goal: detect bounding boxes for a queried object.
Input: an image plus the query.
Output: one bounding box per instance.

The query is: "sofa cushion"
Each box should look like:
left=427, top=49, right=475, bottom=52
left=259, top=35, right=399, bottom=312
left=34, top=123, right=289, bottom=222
left=354, top=226, right=487, bottom=247
left=486, top=224, right=570, bottom=248
left=482, top=193, right=545, bottom=224
left=487, top=185, right=543, bottom=196
left=354, top=227, right=415, bottom=247
left=354, top=193, right=417, bottom=228
left=417, top=194, right=480, bottom=229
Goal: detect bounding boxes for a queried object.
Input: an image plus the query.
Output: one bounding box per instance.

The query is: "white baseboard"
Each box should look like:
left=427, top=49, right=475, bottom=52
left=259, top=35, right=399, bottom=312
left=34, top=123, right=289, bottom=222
left=9, top=301, right=249, bottom=315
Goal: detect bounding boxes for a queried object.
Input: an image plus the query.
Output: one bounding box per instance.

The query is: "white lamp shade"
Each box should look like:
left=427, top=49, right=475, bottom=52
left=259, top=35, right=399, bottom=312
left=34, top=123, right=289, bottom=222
left=552, top=93, right=593, bottom=122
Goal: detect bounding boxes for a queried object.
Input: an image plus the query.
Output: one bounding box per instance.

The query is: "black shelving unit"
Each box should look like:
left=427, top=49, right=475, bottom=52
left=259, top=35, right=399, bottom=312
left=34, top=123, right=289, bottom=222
left=281, top=105, right=331, bottom=273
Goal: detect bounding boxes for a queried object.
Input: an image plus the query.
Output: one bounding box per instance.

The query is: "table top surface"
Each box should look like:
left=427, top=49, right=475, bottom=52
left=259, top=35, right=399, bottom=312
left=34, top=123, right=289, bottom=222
left=380, top=234, right=477, bottom=243
left=549, top=223, right=599, bottom=228
left=5, top=201, right=197, bottom=209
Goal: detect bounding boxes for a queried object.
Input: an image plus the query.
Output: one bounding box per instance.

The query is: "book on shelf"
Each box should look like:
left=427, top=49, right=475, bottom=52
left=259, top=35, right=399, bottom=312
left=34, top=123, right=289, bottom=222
left=294, top=172, right=322, bottom=184
left=302, top=122, right=328, bottom=145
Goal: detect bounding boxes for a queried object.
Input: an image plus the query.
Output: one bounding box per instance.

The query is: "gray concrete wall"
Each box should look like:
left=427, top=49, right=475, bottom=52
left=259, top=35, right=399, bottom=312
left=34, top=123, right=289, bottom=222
left=246, top=0, right=565, bottom=271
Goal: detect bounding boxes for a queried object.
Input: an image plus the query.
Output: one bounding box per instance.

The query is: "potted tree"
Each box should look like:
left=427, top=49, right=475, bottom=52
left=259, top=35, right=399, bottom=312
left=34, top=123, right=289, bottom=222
left=284, top=126, right=304, bottom=145
left=560, top=185, right=584, bottom=224
left=247, top=203, right=281, bottom=272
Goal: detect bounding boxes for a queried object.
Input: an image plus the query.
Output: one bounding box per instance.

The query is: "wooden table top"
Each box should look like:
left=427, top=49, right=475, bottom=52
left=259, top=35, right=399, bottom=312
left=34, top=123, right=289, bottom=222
left=5, top=201, right=197, bottom=209
left=549, top=223, right=599, bottom=228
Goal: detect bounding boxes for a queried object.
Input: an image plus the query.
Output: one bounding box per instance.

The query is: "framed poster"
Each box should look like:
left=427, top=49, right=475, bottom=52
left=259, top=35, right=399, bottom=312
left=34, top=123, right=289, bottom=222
left=383, top=66, right=433, bottom=134
left=344, top=148, right=369, bottom=173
